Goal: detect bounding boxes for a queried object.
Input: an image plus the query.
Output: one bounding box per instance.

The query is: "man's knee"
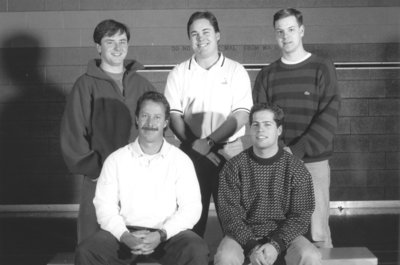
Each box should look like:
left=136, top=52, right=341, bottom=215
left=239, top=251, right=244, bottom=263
left=75, top=240, right=94, bottom=265
left=214, top=237, right=244, bottom=265
left=178, top=231, right=209, bottom=261
left=286, top=236, right=322, bottom=265
left=186, top=235, right=208, bottom=251
left=297, top=246, right=321, bottom=265
left=214, top=250, right=244, bottom=265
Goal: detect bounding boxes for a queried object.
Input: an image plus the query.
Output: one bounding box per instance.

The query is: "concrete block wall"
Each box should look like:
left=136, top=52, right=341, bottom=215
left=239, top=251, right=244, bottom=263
left=0, top=0, right=398, bottom=203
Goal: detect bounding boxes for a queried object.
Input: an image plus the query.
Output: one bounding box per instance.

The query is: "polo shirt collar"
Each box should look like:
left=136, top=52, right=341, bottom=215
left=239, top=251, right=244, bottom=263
left=188, top=52, right=226, bottom=70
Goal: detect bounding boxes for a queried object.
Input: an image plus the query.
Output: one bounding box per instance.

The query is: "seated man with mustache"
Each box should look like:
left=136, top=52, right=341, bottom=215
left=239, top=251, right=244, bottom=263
left=75, top=91, right=209, bottom=265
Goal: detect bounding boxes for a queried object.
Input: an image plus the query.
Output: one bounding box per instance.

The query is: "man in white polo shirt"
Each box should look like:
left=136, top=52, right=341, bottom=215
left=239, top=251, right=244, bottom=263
left=75, top=91, right=208, bottom=265
left=164, top=11, right=253, bottom=237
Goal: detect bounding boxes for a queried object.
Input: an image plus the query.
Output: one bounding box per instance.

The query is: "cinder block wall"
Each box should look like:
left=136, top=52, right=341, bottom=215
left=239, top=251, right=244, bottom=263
left=0, top=0, right=398, bottom=203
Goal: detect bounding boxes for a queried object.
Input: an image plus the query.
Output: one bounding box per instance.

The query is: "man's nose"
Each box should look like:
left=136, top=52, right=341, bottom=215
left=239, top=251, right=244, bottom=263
left=113, top=42, right=123, bottom=50
left=146, top=117, right=158, bottom=126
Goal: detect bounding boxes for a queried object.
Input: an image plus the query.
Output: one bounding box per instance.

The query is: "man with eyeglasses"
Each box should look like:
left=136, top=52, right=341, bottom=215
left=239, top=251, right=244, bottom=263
left=60, top=19, right=155, bottom=244
left=253, top=8, right=340, bottom=249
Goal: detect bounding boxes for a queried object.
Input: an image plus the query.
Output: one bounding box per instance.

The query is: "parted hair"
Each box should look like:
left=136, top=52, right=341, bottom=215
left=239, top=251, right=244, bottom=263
left=187, top=11, right=220, bottom=38
left=93, top=19, right=130, bottom=45
left=273, top=8, right=303, bottom=27
left=249, top=103, right=285, bottom=127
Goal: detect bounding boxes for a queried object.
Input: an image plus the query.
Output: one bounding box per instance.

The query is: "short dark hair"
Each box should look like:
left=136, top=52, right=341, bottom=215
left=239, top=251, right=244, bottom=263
left=273, top=8, right=303, bottom=27
left=135, top=91, right=170, bottom=122
left=249, top=103, right=284, bottom=127
left=187, top=11, right=220, bottom=38
left=93, top=19, right=130, bottom=45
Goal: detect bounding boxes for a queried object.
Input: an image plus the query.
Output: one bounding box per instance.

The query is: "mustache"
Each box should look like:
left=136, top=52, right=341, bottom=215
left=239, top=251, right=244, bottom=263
left=141, top=126, right=158, bottom=131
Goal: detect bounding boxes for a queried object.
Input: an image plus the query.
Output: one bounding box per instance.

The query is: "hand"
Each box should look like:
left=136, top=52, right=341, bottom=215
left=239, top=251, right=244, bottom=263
left=120, top=231, right=146, bottom=254
left=283, top=146, right=292, bottom=154
left=257, top=243, right=278, bottom=265
left=206, top=151, right=221, bottom=166
left=192, top=138, right=211, bottom=156
left=249, top=245, right=268, bottom=265
left=218, top=138, right=244, bottom=160
left=134, top=231, right=161, bottom=255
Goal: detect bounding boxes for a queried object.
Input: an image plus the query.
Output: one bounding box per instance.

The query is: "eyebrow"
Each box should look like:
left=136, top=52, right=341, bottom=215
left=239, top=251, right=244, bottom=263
left=190, top=27, right=212, bottom=33
left=252, top=120, right=274, bottom=124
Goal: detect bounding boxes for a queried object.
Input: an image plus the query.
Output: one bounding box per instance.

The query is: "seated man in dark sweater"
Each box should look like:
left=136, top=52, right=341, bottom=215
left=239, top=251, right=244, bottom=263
left=215, top=103, right=322, bottom=265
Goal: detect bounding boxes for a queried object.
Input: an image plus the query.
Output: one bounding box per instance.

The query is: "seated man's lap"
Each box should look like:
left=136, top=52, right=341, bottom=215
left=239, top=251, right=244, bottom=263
left=214, top=235, right=319, bottom=265
left=76, top=229, right=137, bottom=264
left=77, top=229, right=208, bottom=264
left=157, top=230, right=209, bottom=264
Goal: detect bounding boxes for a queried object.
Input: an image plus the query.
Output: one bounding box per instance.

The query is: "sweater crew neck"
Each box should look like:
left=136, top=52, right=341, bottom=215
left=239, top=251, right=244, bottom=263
left=249, top=147, right=284, bottom=165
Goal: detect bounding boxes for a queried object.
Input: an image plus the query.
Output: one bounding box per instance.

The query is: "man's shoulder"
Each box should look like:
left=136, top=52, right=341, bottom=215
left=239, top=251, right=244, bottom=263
left=308, top=54, right=335, bottom=67
left=164, top=141, right=193, bottom=162
left=225, top=148, right=251, bottom=167
left=282, top=150, right=301, bottom=163
left=282, top=151, right=310, bottom=174
left=219, top=55, right=247, bottom=72
left=103, top=144, right=130, bottom=164
left=222, top=55, right=242, bottom=66
left=257, top=58, right=281, bottom=74
left=171, top=58, right=193, bottom=72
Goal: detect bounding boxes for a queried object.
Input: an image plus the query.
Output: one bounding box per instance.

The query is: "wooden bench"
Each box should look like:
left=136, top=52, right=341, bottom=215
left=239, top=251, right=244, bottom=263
left=47, top=252, right=161, bottom=265
left=319, top=247, right=377, bottom=265
left=48, top=247, right=377, bottom=265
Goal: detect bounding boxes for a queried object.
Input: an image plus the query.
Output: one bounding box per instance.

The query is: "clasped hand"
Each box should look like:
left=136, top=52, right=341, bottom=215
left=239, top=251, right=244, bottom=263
left=121, top=230, right=161, bottom=255
left=249, top=243, right=278, bottom=265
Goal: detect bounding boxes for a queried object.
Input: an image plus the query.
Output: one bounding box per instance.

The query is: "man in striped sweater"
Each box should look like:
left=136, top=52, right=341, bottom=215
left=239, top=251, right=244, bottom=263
left=252, top=8, right=340, bottom=249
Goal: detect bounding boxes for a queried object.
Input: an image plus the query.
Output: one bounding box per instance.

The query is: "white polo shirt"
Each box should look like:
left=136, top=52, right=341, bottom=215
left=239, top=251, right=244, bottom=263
left=164, top=53, right=252, bottom=142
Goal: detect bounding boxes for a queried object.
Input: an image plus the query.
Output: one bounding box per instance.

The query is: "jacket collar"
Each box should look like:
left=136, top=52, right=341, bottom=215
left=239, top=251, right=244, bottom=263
left=86, top=59, right=144, bottom=79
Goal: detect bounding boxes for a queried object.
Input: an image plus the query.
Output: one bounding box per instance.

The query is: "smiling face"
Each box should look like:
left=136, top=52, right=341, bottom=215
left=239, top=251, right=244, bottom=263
left=189, top=18, right=220, bottom=60
left=274, top=15, right=304, bottom=57
left=136, top=100, right=168, bottom=145
left=250, top=109, right=282, bottom=157
left=96, top=31, right=128, bottom=73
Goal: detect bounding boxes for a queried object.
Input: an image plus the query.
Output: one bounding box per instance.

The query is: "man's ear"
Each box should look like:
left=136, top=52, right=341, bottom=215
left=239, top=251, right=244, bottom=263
left=135, top=116, right=139, bottom=129
left=96, top=43, right=101, bottom=54
left=278, top=125, right=283, bottom=136
left=216, top=32, right=221, bottom=42
left=300, top=25, right=305, bottom=38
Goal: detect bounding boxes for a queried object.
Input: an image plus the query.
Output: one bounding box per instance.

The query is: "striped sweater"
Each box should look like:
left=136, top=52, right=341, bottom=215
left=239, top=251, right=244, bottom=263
left=253, top=54, right=340, bottom=162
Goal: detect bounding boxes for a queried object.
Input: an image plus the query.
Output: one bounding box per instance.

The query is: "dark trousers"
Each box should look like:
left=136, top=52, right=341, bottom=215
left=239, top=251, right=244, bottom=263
left=75, top=229, right=209, bottom=265
left=77, top=176, right=99, bottom=243
left=184, top=147, right=225, bottom=237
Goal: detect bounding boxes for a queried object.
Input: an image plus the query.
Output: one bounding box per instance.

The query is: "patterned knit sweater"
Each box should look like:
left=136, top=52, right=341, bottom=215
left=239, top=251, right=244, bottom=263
left=252, top=54, right=340, bottom=163
left=217, top=147, right=315, bottom=255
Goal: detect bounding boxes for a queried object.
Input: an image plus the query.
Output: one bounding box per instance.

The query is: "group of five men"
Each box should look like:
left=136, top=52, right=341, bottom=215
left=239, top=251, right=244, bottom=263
left=60, top=7, right=340, bottom=265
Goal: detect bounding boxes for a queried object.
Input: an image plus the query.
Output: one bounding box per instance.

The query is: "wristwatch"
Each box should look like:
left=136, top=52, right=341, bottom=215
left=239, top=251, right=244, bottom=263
left=158, top=229, right=167, bottom=242
left=206, top=136, right=215, bottom=147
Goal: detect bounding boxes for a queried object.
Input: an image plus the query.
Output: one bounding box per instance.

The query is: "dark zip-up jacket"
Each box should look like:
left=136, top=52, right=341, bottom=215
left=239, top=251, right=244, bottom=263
left=60, top=59, right=155, bottom=179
